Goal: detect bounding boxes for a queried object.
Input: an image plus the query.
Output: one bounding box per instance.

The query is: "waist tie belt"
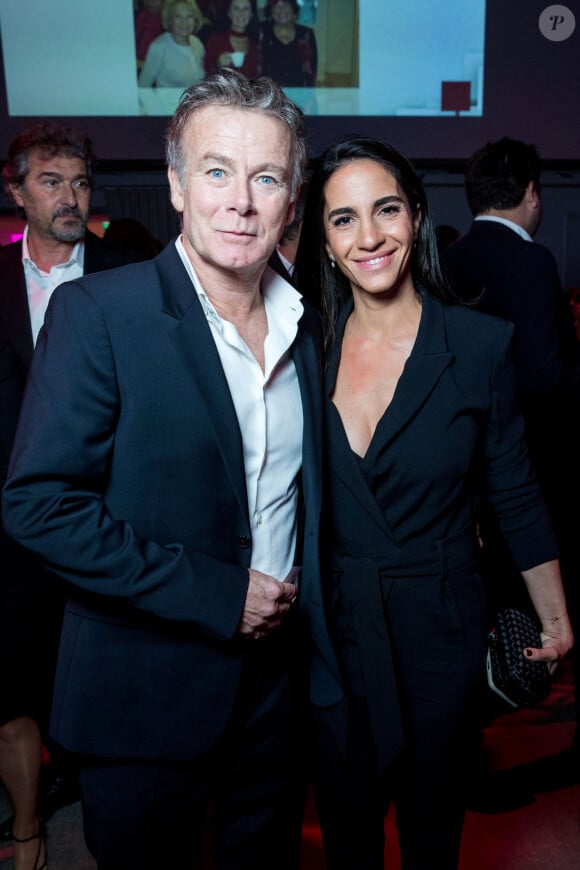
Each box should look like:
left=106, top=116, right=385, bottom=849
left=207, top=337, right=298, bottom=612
left=332, top=528, right=480, bottom=776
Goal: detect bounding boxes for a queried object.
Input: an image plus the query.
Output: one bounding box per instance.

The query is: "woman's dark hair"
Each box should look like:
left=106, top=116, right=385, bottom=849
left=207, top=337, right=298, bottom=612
left=294, top=136, right=452, bottom=348
left=266, top=0, right=300, bottom=17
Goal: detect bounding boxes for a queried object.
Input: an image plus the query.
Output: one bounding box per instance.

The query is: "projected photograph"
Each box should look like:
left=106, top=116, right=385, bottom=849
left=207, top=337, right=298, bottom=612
left=0, top=0, right=485, bottom=118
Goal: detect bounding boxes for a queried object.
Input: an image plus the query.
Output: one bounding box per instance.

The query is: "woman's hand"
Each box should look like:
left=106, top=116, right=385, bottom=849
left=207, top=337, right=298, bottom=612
left=521, top=559, right=574, bottom=675
left=523, top=614, right=574, bottom=675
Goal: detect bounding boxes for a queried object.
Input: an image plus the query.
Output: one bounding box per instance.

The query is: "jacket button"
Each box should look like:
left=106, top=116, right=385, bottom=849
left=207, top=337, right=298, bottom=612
left=237, top=535, right=251, bottom=549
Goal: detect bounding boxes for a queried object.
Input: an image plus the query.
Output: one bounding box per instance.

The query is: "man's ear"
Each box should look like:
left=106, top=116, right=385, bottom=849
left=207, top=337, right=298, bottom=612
left=9, top=183, right=24, bottom=208
left=526, top=180, right=540, bottom=208
left=167, top=167, right=184, bottom=214
left=284, top=197, right=297, bottom=229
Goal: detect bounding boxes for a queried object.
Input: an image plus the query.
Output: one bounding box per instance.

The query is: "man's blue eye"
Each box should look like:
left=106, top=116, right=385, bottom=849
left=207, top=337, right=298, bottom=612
left=258, top=176, right=274, bottom=185
left=210, top=169, right=224, bottom=179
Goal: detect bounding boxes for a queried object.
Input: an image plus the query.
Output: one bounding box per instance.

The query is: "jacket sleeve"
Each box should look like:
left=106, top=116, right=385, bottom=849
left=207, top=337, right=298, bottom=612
left=507, top=245, right=580, bottom=400
left=483, top=323, right=559, bottom=571
left=2, top=281, right=249, bottom=642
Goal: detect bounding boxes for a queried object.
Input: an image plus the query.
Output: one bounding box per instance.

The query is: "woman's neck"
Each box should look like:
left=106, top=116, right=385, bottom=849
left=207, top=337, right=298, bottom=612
left=273, top=23, right=296, bottom=43
left=348, top=286, right=422, bottom=343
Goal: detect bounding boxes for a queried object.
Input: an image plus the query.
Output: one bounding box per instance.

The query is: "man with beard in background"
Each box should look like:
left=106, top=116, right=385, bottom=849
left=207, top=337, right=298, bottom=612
left=0, top=122, right=139, bottom=861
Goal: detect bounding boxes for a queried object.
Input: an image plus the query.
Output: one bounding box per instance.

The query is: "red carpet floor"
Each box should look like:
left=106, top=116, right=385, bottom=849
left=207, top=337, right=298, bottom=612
left=301, top=660, right=580, bottom=869
left=0, top=663, right=578, bottom=868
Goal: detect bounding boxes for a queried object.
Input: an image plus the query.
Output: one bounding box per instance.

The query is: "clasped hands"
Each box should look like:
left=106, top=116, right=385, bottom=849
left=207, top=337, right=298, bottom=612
left=237, top=568, right=298, bottom=641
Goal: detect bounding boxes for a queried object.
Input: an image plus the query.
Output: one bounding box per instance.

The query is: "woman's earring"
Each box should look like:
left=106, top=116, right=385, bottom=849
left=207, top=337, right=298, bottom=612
left=329, top=256, right=335, bottom=269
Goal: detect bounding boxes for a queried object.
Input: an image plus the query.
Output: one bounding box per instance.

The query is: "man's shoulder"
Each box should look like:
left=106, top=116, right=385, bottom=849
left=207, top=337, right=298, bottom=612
left=74, top=248, right=159, bottom=294
left=67, top=239, right=181, bottom=301
left=441, top=301, right=515, bottom=370
left=446, top=220, right=519, bottom=256
left=443, top=221, right=558, bottom=301
left=449, top=221, right=551, bottom=261
left=0, top=239, right=23, bottom=268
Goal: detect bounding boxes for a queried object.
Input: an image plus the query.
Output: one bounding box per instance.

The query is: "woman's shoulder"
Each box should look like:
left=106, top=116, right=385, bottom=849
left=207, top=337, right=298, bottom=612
left=149, top=31, right=171, bottom=51
left=189, top=34, right=205, bottom=56
left=441, top=303, right=514, bottom=352
left=442, top=299, right=513, bottom=341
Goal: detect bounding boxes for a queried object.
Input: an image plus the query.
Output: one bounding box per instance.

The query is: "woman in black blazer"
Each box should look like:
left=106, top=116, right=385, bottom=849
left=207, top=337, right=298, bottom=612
left=295, top=137, right=573, bottom=869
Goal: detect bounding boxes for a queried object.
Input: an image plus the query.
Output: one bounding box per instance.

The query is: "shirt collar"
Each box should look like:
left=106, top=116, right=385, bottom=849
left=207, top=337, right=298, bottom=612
left=474, top=215, right=533, bottom=243
left=174, top=235, right=303, bottom=331
left=21, top=225, right=85, bottom=272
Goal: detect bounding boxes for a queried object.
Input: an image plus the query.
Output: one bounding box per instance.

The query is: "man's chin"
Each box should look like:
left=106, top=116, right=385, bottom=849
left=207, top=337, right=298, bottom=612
left=50, top=222, right=87, bottom=243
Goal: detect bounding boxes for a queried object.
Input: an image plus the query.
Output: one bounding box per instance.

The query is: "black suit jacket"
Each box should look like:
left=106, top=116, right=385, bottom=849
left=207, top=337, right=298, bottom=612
left=0, top=228, right=143, bottom=727
left=322, top=293, right=559, bottom=767
left=442, top=219, right=580, bottom=538
left=0, top=231, right=141, bottom=553
left=0, top=229, right=141, bottom=372
left=442, top=220, right=580, bottom=403
left=2, top=243, right=342, bottom=760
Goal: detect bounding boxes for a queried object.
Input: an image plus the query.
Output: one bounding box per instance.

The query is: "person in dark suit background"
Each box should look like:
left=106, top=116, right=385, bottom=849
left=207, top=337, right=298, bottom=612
left=442, top=137, right=580, bottom=757
left=293, top=135, right=572, bottom=869
left=0, top=122, right=141, bottom=869
left=2, top=70, right=336, bottom=869
left=268, top=179, right=308, bottom=285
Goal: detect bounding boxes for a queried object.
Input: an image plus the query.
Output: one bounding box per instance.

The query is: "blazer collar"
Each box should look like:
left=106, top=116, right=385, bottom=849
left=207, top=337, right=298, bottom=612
left=158, top=242, right=249, bottom=520
left=157, top=242, right=322, bottom=521
left=292, top=311, right=323, bottom=514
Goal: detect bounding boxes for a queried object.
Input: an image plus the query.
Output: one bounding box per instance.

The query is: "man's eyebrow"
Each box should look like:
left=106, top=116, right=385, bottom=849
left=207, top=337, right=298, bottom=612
left=256, top=162, right=288, bottom=175
left=197, top=154, right=289, bottom=183
left=199, top=152, right=236, bottom=169
left=37, top=171, right=89, bottom=181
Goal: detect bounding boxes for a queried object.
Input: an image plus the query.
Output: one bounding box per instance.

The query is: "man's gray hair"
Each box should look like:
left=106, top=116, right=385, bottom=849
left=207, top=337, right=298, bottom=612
left=165, top=69, right=306, bottom=198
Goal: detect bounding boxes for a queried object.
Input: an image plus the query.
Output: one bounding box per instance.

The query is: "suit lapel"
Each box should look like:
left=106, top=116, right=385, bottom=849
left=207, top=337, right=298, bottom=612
left=0, top=242, right=34, bottom=365
left=365, top=294, right=453, bottom=462
left=292, top=311, right=323, bottom=516
left=156, top=244, right=249, bottom=522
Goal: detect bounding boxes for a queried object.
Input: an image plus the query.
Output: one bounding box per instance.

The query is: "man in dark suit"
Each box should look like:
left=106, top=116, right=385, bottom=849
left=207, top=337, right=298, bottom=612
left=268, top=179, right=308, bottom=286
left=443, top=136, right=580, bottom=753
left=0, top=122, right=140, bottom=858
left=2, top=70, right=337, bottom=869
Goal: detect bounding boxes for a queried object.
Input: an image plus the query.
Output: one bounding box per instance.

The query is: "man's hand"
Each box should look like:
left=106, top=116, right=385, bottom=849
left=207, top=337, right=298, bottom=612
left=237, top=569, right=297, bottom=640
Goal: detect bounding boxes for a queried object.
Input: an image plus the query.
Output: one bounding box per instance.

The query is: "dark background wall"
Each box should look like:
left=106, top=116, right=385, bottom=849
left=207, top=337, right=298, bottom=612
left=0, top=0, right=578, bottom=282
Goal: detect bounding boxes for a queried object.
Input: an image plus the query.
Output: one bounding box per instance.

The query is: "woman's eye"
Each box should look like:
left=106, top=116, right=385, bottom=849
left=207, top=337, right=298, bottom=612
left=380, top=204, right=402, bottom=217
left=332, top=215, right=352, bottom=227
left=257, top=175, right=275, bottom=185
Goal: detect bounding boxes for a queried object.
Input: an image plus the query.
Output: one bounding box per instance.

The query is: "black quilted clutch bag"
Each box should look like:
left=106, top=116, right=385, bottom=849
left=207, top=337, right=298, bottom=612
left=486, top=607, right=552, bottom=708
